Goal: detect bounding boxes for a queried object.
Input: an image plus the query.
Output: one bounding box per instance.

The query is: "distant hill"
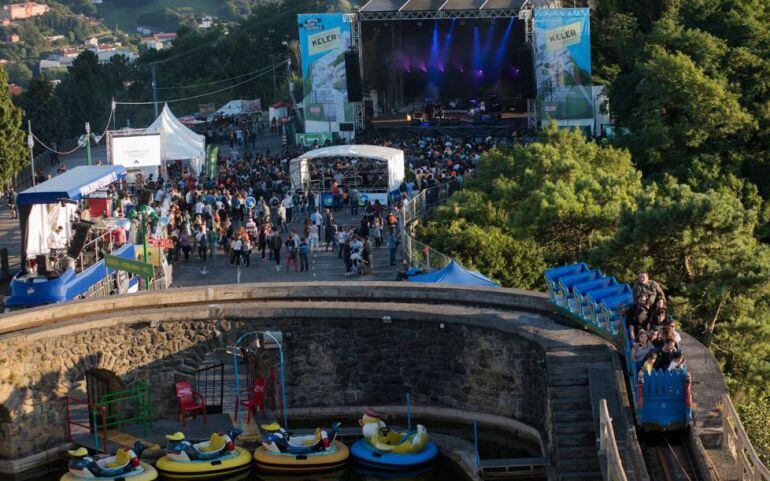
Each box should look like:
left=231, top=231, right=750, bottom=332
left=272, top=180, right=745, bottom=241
left=94, top=0, right=250, bottom=32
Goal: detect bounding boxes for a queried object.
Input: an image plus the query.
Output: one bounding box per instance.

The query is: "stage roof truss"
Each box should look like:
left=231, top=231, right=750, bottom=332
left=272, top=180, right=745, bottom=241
left=356, top=0, right=557, bottom=19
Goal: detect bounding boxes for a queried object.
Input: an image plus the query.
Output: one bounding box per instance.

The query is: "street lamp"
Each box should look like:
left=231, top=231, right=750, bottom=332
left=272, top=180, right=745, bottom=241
left=232, top=330, right=288, bottom=431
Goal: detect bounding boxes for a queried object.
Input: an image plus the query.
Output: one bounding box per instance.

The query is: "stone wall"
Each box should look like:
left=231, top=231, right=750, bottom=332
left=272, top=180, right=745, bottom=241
left=0, top=314, right=546, bottom=460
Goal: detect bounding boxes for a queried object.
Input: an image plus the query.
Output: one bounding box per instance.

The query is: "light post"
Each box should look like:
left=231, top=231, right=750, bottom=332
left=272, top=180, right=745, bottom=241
left=85, top=122, right=92, bottom=166
left=26, top=121, right=35, bottom=186
left=232, top=330, right=287, bottom=431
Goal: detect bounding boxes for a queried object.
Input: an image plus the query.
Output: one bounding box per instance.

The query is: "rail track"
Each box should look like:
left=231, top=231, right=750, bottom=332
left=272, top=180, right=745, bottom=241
left=643, top=431, right=703, bottom=481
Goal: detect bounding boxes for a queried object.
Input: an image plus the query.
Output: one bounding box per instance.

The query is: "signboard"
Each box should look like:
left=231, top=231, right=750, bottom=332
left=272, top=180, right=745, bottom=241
left=296, top=132, right=333, bottom=146
left=297, top=14, right=353, bottom=133
left=111, top=133, right=162, bottom=167
left=134, top=245, right=165, bottom=267
left=199, top=103, right=216, bottom=114
left=358, top=192, right=389, bottom=207
left=105, top=254, right=154, bottom=279
left=534, top=9, right=593, bottom=121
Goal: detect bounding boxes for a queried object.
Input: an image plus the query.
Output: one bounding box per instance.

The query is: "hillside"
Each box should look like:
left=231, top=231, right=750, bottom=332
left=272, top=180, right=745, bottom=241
left=93, top=0, right=252, bottom=31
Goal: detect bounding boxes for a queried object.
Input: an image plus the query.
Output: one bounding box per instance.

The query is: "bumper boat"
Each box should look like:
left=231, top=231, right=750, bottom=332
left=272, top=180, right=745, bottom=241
left=61, top=443, right=157, bottom=481
left=155, top=429, right=251, bottom=479
left=253, top=420, right=350, bottom=473
left=350, top=408, right=439, bottom=471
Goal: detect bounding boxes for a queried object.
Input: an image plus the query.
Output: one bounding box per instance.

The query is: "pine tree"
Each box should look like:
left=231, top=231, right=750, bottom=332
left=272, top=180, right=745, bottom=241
left=0, top=65, right=29, bottom=184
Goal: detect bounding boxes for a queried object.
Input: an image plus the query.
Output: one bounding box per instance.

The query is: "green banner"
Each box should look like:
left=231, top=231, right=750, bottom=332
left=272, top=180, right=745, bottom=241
left=105, top=254, right=155, bottom=279
left=207, top=145, right=219, bottom=178
left=296, top=132, right=333, bottom=147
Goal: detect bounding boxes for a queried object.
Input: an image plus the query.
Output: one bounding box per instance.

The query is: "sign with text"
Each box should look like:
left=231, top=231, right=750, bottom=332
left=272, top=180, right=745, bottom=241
left=297, top=13, right=352, bottom=133
left=296, top=132, right=333, bottom=146
left=534, top=9, right=593, bottom=121
left=105, top=254, right=154, bottom=279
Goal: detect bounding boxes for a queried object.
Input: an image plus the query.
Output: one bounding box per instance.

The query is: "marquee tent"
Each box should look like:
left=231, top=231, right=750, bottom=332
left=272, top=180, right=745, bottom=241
left=216, top=99, right=260, bottom=117
left=408, top=260, right=498, bottom=287
left=290, top=145, right=405, bottom=196
left=148, top=104, right=206, bottom=175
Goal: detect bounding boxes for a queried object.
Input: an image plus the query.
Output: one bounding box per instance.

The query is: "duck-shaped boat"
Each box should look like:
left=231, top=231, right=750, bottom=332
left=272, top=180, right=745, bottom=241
left=350, top=408, right=439, bottom=470
left=155, top=429, right=251, bottom=479
left=61, top=442, right=157, bottom=481
left=253, top=420, right=350, bottom=473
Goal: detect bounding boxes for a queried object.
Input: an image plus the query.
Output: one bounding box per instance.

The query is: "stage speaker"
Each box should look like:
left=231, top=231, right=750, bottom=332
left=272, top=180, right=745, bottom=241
left=345, top=51, right=363, bottom=102
left=339, top=122, right=355, bottom=132
left=67, top=222, right=93, bottom=259
left=518, top=46, right=536, bottom=99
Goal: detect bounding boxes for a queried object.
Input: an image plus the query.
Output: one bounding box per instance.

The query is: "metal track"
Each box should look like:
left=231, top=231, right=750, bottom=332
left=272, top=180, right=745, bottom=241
left=643, top=432, right=702, bottom=481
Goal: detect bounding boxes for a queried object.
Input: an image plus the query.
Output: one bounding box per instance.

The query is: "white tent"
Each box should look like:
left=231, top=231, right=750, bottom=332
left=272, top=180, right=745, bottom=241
left=148, top=104, right=206, bottom=175
left=216, top=99, right=260, bottom=117
left=290, top=145, right=405, bottom=195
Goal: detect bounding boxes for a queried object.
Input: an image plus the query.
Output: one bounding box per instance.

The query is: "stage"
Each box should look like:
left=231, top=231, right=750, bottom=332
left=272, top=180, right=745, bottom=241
left=355, top=0, right=543, bottom=131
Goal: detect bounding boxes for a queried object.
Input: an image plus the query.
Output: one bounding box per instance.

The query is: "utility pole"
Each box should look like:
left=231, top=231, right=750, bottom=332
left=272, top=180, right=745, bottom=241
left=85, top=122, right=92, bottom=166
left=151, top=63, right=159, bottom=117
left=26, top=121, right=35, bottom=186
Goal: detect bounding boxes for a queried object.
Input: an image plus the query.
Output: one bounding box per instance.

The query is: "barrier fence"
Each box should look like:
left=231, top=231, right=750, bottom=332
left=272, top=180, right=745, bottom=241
left=599, top=399, right=629, bottom=481
left=399, top=179, right=461, bottom=272
left=722, top=394, right=770, bottom=481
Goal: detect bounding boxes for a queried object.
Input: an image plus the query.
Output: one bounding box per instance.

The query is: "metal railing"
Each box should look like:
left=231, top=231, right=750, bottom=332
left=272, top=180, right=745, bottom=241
left=722, top=394, right=770, bottom=481
left=399, top=179, right=462, bottom=272
left=64, top=395, right=109, bottom=454
left=599, top=399, right=629, bottom=481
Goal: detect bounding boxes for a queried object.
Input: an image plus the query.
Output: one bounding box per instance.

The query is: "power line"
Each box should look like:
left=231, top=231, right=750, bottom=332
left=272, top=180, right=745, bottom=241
left=31, top=107, right=115, bottom=156
left=146, top=2, right=303, bottom=67
left=115, top=61, right=286, bottom=106
left=155, top=65, right=283, bottom=90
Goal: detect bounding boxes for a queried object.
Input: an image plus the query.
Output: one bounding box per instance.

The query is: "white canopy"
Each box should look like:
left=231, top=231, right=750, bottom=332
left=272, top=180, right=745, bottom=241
left=216, top=99, right=259, bottom=117
left=290, top=145, right=405, bottom=195
left=148, top=104, right=206, bottom=175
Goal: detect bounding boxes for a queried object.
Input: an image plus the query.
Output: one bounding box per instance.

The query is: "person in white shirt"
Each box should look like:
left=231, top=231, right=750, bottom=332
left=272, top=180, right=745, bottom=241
left=308, top=224, right=319, bottom=251
left=47, top=226, right=66, bottom=250
left=281, top=194, right=294, bottom=223
left=195, top=200, right=204, bottom=215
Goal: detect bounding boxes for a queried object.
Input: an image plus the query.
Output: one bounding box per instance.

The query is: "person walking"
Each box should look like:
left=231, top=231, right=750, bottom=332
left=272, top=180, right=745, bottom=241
left=271, top=228, right=283, bottom=271
left=207, top=225, right=218, bottom=260
left=299, top=238, right=309, bottom=272
left=387, top=229, right=398, bottom=266
left=242, top=235, right=253, bottom=267
left=285, top=236, right=299, bottom=272
left=230, top=235, right=243, bottom=267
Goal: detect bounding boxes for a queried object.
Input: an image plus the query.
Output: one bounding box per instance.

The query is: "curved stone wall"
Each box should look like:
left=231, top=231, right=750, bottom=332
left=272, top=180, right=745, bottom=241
left=0, top=282, right=607, bottom=468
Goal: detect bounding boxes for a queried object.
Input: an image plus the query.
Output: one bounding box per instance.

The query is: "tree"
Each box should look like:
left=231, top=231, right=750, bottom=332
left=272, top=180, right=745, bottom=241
left=612, top=46, right=754, bottom=181
left=17, top=79, right=65, bottom=147
left=0, top=65, right=29, bottom=184
left=590, top=177, right=770, bottom=397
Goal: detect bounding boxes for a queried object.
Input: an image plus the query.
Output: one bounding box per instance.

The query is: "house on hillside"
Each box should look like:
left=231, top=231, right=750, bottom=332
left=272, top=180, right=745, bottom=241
left=199, top=16, right=213, bottom=29
left=139, top=32, right=176, bottom=51
left=1, top=2, right=49, bottom=21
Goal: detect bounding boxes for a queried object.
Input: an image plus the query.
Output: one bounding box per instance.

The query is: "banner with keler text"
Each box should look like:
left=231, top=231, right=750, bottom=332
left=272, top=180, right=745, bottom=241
left=534, top=9, right=593, bottom=121
left=297, top=13, right=353, bottom=133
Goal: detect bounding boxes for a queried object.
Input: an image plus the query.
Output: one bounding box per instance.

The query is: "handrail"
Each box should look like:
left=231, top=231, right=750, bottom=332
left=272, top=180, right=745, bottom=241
left=64, top=395, right=109, bottom=454
left=399, top=179, right=460, bottom=271
left=599, top=399, right=629, bottom=481
left=722, top=394, right=770, bottom=481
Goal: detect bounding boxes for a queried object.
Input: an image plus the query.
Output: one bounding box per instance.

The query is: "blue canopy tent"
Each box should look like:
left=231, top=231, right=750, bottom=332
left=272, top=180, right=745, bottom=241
left=17, top=165, right=127, bottom=206
left=408, top=260, right=498, bottom=287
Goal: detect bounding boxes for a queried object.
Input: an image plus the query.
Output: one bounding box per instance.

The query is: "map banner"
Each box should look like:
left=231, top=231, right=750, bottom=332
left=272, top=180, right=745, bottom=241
left=298, top=13, right=353, bottom=133
left=534, top=9, right=593, bottom=121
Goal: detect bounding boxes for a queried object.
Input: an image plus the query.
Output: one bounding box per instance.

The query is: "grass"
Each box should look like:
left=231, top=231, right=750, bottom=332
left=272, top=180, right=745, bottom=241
left=97, top=0, right=227, bottom=32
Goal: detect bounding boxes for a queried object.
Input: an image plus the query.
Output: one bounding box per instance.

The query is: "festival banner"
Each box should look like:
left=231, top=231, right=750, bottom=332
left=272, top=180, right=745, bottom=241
left=296, top=132, right=333, bottom=146
left=534, top=9, right=593, bottom=121
left=297, top=13, right=353, bottom=133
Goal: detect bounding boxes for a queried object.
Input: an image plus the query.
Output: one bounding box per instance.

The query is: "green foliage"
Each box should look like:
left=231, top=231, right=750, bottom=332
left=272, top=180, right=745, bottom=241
left=16, top=78, right=66, bottom=145
left=737, top=397, right=770, bottom=465
left=0, top=65, right=29, bottom=183
left=421, top=124, right=641, bottom=290
left=590, top=178, right=770, bottom=397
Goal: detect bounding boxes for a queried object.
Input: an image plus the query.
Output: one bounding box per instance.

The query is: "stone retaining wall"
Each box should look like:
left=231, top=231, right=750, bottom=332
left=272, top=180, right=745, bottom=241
left=0, top=282, right=603, bottom=468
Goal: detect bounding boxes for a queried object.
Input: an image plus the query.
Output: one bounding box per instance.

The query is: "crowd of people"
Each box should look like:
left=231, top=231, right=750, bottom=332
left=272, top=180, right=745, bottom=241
left=628, top=272, right=687, bottom=378
left=100, top=131, right=508, bottom=279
